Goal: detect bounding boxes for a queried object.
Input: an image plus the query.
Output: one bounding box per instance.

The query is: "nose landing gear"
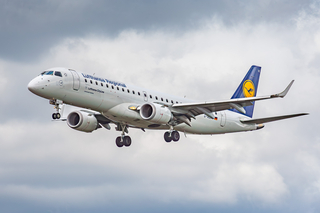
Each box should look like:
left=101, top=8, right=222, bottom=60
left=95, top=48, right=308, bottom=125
left=50, top=99, right=62, bottom=120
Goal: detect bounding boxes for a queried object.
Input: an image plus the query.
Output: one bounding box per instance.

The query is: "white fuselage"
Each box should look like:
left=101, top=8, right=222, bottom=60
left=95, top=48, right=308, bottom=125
left=28, top=68, right=258, bottom=134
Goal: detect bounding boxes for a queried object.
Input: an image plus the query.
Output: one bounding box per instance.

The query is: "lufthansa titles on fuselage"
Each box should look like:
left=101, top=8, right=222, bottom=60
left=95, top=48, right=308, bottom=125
left=82, top=73, right=126, bottom=87
left=86, top=87, right=105, bottom=94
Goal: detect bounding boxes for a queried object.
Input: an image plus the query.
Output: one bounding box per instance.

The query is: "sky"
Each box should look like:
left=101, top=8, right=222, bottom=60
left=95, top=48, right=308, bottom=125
left=0, top=0, right=319, bottom=212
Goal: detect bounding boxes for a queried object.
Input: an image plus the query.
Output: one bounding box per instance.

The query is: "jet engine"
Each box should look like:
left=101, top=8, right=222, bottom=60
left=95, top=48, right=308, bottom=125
left=67, top=111, right=99, bottom=133
left=139, top=103, right=172, bottom=124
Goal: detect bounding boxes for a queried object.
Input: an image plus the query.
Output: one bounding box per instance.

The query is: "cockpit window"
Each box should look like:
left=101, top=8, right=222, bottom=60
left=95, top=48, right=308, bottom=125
left=54, top=71, right=62, bottom=77
left=45, top=71, right=54, bottom=75
left=40, top=71, right=54, bottom=76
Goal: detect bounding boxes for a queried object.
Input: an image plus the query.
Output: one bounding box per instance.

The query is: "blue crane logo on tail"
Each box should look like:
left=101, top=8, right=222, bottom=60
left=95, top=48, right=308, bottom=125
left=242, top=80, right=255, bottom=98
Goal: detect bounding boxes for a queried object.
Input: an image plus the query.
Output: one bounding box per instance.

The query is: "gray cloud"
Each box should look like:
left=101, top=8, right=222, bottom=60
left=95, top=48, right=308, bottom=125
left=1, top=1, right=320, bottom=212
left=0, top=0, right=315, bottom=62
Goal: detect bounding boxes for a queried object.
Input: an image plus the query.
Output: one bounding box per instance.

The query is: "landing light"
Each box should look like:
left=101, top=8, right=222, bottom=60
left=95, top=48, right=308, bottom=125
left=257, top=124, right=265, bottom=130
left=128, top=105, right=137, bottom=111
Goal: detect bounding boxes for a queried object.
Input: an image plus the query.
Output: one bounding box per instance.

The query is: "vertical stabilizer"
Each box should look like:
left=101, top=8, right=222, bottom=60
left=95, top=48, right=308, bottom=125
left=230, top=65, right=261, bottom=118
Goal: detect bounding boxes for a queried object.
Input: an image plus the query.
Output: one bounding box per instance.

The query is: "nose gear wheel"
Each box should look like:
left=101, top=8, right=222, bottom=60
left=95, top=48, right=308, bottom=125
left=52, top=113, right=61, bottom=120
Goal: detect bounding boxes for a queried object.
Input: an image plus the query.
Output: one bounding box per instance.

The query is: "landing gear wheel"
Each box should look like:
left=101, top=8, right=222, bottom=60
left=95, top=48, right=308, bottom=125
left=52, top=113, right=61, bottom=120
left=123, top=136, right=132, bottom=147
left=164, top=132, right=172, bottom=142
left=116, top=137, right=123, bottom=147
left=171, top=131, right=180, bottom=142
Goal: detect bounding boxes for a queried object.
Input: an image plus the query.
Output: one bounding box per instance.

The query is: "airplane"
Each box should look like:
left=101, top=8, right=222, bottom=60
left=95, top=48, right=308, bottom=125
left=27, top=65, right=308, bottom=147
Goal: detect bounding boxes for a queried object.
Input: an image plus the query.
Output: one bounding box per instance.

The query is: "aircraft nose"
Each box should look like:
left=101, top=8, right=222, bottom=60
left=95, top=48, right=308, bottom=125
left=27, top=78, right=40, bottom=94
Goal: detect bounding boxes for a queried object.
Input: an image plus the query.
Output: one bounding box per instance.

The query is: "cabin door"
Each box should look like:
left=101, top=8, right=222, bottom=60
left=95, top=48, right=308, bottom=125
left=70, top=70, right=80, bottom=91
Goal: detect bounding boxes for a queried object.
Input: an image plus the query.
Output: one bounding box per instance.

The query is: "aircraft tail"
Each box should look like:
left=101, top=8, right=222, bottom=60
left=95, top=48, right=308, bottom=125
left=230, top=65, right=261, bottom=118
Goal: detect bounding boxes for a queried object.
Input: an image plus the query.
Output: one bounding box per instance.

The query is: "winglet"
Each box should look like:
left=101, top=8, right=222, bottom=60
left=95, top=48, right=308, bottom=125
left=271, top=80, right=294, bottom=98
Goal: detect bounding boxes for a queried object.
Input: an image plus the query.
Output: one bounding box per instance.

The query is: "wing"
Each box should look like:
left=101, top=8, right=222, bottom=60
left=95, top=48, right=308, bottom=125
left=171, top=80, right=295, bottom=120
left=240, top=113, right=309, bottom=124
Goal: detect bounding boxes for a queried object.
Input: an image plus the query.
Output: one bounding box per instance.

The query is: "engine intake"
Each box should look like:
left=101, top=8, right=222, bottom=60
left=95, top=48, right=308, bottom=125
left=67, top=111, right=99, bottom=133
left=140, top=103, right=172, bottom=124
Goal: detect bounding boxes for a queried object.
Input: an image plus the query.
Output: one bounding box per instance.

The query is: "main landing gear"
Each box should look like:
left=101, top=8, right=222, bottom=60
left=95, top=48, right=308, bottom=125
left=164, top=130, right=180, bottom=142
left=50, top=99, right=62, bottom=120
left=115, top=124, right=132, bottom=148
left=116, top=136, right=132, bottom=147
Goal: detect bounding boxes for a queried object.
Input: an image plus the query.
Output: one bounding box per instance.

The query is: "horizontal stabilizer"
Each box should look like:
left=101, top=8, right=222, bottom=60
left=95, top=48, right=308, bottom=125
left=240, top=113, right=308, bottom=124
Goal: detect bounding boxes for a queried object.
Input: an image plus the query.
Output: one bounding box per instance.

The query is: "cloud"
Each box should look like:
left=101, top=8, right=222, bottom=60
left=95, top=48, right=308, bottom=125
left=0, top=0, right=315, bottom=62
left=1, top=1, right=320, bottom=212
left=0, top=120, right=290, bottom=211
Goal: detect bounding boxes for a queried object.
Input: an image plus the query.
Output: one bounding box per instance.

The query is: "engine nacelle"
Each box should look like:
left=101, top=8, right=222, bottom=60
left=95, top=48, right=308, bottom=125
left=139, top=103, right=172, bottom=124
left=67, top=111, right=99, bottom=133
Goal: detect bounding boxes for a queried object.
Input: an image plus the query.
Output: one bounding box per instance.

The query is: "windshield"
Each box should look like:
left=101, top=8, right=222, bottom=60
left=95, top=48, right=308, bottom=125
left=45, top=71, right=54, bottom=75
left=40, top=71, right=62, bottom=77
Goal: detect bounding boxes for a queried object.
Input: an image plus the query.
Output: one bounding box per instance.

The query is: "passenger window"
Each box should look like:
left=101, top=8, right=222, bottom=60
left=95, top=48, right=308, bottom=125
left=90, top=80, right=93, bottom=84
left=138, top=92, right=140, bottom=96
left=144, top=94, right=147, bottom=97
left=106, top=84, right=109, bottom=88
left=95, top=82, right=98, bottom=85
left=85, top=79, right=87, bottom=83
left=176, top=101, right=178, bottom=104
left=101, top=83, right=103, bottom=86
left=171, top=100, right=174, bottom=104
left=166, top=99, right=168, bottom=103
left=133, top=91, right=135, bottom=94
left=127, top=89, right=130, bottom=93
left=112, top=85, right=114, bottom=89
left=155, top=96, right=158, bottom=100
left=161, top=98, right=163, bottom=101
left=150, top=95, right=152, bottom=99
left=54, top=71, right=62, bottom=77
left=117, top=87, right=119, bottom=90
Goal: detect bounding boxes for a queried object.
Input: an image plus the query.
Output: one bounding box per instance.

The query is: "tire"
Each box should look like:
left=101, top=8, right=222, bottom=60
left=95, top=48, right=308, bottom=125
left=123, top=136, right=132, bottom=147
left=164, top=132, right=172, bottom=142
left=52, top=113, right=57, bottom=119
left=56, top=113, right=61, bottom=119
left=116, top=137, right=123, bottom=147
left=171, top=131, right=180, bottom=142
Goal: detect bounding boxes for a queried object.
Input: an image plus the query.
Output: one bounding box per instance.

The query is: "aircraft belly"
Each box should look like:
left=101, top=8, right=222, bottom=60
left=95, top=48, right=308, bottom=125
left=101, top=103, right=171, bottom=129
left=103, top=103, right=141, bottom=124
left=175, top=114, right=256, bottom=134
left=175, top=116, right=223, bottom=134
